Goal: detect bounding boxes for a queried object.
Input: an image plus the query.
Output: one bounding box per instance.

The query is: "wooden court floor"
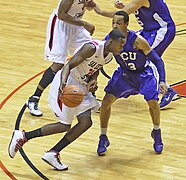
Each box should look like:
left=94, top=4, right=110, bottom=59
left=0, top=0, right=186, bottom=179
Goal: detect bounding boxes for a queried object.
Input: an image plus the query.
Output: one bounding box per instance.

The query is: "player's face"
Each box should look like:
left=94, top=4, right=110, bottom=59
left=112, top=15, right=127, bottom=32
left=112, top=37, right=126, bottom=55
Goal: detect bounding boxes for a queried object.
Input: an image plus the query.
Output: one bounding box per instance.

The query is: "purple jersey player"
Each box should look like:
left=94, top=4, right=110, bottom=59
left=94, top=0, right=177, bottom=108
left=97, top=11, right=167, bottom=156
left=132, top=0, right=175, bottom=57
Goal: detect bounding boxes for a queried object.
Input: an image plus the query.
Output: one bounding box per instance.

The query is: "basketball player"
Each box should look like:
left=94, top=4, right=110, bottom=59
left=97, top=11, right=167, bottom=156
left=94, top=0, right=177, bottom=108
left=27, top=0, right=96, bottom=116
left=8, top=29, right=126, bottom=170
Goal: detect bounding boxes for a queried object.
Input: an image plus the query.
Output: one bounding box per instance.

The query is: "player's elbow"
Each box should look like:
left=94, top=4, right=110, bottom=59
left=143, top=46, right=152, bottom=55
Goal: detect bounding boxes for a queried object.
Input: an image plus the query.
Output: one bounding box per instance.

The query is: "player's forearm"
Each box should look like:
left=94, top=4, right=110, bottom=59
left=58, top=13, right=85, bottom=26
left=120, top=0, right=145, bottom=14
left=97, top=10, right=116, bottom=18
left=155, top=60, right=166, bottom=82
left=60, top=65, right=70, bottom=87
left=94, top=5, right=116, bottom=18
left=147, top=50, right=166, bottom=82
left=122, top=3, right=141, bottom=15
left=90, top=70, right=99, bottom=81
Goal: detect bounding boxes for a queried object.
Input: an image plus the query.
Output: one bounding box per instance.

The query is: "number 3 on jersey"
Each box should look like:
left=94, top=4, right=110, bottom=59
left=127, top=63, right=136, bottom=70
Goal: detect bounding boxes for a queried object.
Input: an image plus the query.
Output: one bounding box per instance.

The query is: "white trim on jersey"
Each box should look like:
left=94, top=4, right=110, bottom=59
left=148, top=61, right=160, bottom=91
left=151, top=13, right=168, bottom=49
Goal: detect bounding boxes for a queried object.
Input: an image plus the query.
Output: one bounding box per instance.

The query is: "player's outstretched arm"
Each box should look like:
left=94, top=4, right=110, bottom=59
left=117, top=0, right=145, bottom=15
left=94, top=4, right=117, bottom=18
left=133, top=35, right=167, bottom=94
left=94, top=0, right=145, bottom=18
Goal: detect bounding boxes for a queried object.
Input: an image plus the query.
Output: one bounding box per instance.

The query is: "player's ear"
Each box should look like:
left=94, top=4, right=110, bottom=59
left=108, top=39, right=113, bottom=45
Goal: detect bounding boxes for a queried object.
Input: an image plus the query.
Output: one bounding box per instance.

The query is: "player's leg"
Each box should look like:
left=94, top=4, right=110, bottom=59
left=147, top=100, right=163, bottom=153
left=97, top=72, right=119, bottom=156
left=27, top=13, right=68, bottom=116
left=8, top=122, right=71, bottom=159
left=151, top=26, right=177, bottom=108
left=97, top=68, right=137, bottom=156
left=97, top=92, right=116, bottom=156
left=42, top=109, right=92, bottom=170
left=141, top=64, right=163, bottom=153
left=141, top=26, right=178, bottom=108
left=27, top=62, right=64, bottom=116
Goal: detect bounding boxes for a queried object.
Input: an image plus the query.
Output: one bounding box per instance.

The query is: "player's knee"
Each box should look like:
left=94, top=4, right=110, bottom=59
left=58, top=123, right=71, bottom=132
left=101, top=93, right=116, bottom=110
left=77, top=111, right=92, bottom=129
left=50, top=62, right=64, bottom=72
left=86, top=119, right=93, bottom=129
left=147, top=100, right=159, bottom=109
left=101, top=100, right=112, bottom=110
left=39, top=67, right=57, bottom=89
left=80, top=117, right=92, bottom=130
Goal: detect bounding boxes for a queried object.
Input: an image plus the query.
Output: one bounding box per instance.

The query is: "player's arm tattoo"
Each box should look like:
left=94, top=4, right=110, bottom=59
left=133, top=40, right=139, bottom=50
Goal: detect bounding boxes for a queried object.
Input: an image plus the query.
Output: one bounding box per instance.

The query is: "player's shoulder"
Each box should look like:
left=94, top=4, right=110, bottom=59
left=104, top=33, right=110, bottom=41
left=127, top=30, right=138, bottom=41
left=82, top=40, right=100, bottom=53
left=88, top=40, right=105, bottom=47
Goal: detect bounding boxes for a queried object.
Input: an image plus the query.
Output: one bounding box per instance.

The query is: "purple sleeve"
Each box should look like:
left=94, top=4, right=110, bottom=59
left=147, top=50, right=166, bottom=82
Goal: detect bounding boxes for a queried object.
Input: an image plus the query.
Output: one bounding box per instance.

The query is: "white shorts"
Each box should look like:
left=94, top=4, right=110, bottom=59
left=48, top=70, right=100, bottom=125
left=44, top=10, right=92, bottom=64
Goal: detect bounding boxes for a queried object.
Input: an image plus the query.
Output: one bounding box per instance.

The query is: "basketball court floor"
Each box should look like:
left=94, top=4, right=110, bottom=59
left=0, top=0, right=186, bottom=179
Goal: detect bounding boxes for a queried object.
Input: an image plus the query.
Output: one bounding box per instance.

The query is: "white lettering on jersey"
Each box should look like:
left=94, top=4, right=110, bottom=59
left=120, top=52, right=137, bottom=61
left=120, top=52, right=137, bottom=70
left=134, top=10, right=144, bottom=27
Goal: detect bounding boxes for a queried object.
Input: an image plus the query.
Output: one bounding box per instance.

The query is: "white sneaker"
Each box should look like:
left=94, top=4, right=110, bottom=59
left=8, top=130, right=27, bottom=158
left=42, top=151, right=68, bottom=171
left=26, top=96, right=43, bottom=116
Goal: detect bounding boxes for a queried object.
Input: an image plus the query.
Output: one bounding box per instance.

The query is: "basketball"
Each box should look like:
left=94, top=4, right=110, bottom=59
left=60, top=85, right=83, bottom=108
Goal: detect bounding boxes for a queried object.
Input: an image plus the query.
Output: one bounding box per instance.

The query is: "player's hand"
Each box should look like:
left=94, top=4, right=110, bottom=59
left=84, top=0, right=96, bottom=9
left=87, top=80, right=98, bottom=92
left=59, top=82, right=66, bottom=96
left=83, top=22, right=95, bottom=35
left=114, top=0, right=125, bottom=9
left=159, top=81, right=168, bottom=95
left=93, top=4, right=102, bottom=14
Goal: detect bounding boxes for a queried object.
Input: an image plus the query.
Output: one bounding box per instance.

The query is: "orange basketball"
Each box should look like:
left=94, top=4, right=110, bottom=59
left=60, top=85, right=83, bottom=108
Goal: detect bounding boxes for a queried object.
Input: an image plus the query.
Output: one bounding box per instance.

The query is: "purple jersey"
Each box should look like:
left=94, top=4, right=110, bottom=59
left=104, top=30, right=160, bottom=101
left=134, top=0, right=175, bottom=31
left=115, top=30, right=148, bottom=72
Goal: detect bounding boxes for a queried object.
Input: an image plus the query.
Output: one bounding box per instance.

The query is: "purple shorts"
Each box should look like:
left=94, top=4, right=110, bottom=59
left=104, top=66, right=159, bottom=101
left=139, top=25, right=175, bottom=56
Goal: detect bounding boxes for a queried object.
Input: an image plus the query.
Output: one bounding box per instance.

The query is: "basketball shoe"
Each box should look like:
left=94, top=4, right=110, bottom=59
left=26, top=96, right=43, bottom=116
left=151, top=129, right=163, bottom=154
left=8, top=130, right=27, bottom=158
left=159, top=88, right=178, bottom=108
left=97, top=134, right=110, bottom=156
left=42, top=151, right=68, bottom=171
